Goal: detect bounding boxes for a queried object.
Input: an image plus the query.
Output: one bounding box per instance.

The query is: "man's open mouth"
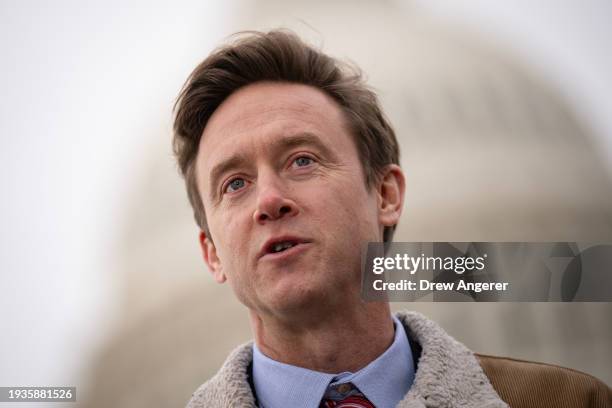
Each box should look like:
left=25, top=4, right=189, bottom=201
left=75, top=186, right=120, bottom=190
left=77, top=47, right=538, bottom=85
left=260, top=236, right=310, bottom=259
left=270, top=241, right=298, bottom=253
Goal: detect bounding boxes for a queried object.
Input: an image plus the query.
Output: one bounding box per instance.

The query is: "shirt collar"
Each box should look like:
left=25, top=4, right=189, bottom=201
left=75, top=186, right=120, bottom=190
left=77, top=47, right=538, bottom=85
left=252, top=314, right=414, bottom=408
left=335, top=314, right=415, bottom=407
left=252, top=344, right=335, bottom=408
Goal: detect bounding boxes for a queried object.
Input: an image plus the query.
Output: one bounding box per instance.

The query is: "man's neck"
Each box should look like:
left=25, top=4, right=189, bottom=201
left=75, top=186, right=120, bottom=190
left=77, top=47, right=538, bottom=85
left=250, top=302, right=394, bottom=373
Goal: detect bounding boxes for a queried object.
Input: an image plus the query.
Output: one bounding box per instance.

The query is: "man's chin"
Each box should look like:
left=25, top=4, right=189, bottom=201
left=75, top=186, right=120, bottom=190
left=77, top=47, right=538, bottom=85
left=260, top=283, right=330, bottom=318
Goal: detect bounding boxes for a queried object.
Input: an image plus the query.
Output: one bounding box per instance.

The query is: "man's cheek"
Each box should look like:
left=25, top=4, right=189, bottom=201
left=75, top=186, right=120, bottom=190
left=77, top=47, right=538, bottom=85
left=212, top=210, right=239, bottom=238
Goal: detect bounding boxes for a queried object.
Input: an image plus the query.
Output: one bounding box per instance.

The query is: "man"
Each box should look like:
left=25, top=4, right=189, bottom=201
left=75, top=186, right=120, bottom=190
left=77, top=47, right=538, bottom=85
left=173, top=30, right=611, bottom=408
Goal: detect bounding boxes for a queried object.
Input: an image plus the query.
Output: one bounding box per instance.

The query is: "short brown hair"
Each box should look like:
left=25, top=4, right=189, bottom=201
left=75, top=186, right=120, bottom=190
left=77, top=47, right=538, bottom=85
left=173, top=29, right=400, bottom=242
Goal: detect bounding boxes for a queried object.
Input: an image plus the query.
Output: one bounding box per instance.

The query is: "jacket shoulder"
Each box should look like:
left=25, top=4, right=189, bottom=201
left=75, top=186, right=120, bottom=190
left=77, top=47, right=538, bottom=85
left=185, top=342, right=257, bottom=408
left=477, top=354, right=611, bottom=408
left=186, top=380, right=215, bottom=408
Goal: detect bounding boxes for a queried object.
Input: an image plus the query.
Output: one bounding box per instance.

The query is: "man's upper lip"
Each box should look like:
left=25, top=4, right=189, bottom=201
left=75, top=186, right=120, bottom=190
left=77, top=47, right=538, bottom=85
left=259, top=235, right=311, bottom=258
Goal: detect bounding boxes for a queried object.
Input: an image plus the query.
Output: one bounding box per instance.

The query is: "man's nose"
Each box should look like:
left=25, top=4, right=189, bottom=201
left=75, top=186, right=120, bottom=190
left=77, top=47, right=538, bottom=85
left=253, top=179, right=299, bottom=224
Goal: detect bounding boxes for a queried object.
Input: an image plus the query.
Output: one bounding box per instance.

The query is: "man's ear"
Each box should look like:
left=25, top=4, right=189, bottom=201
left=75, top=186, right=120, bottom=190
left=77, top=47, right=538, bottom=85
left=377, top=164, right=406, bottom=228
left=199, top=231, right=226, bottom=284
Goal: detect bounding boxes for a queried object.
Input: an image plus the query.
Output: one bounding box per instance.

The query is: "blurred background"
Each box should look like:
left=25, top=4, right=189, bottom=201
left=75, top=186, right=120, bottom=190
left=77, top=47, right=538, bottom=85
left=1, top=0, right=611, bottom=407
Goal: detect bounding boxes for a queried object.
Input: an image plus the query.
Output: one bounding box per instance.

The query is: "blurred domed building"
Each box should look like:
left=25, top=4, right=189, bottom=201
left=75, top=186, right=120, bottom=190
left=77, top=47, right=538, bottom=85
left=82, top=1, right=612, bottom=407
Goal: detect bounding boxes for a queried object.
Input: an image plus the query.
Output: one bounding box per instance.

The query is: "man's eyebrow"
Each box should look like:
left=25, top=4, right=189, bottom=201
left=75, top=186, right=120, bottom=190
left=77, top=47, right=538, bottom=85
left=271, top=132, right=338, bottom=160
left=208, top=153, right=250, bottom=201
left=208, top=132, right=338, bottom=201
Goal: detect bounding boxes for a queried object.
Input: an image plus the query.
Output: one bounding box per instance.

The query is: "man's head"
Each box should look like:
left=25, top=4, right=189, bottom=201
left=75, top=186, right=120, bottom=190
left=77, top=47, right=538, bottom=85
left=173, top=30, right=405, bottom=318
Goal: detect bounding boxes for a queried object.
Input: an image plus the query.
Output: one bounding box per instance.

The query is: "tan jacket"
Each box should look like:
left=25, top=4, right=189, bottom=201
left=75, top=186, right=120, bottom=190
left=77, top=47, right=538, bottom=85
left=186, top=311, right=611, bottom=408
left=479, top=354, right=611, bottom=407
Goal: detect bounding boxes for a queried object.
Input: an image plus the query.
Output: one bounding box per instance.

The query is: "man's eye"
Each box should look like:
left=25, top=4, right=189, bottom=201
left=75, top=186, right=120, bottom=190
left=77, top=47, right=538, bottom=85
left=225, top=178, right=246, bottom=193
left=293, top=156, right=314, bottom=167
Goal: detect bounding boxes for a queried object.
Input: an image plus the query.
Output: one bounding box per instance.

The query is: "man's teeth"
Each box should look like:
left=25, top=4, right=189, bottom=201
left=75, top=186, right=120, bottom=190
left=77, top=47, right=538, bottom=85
left=272, top=242, right=296, bottom=253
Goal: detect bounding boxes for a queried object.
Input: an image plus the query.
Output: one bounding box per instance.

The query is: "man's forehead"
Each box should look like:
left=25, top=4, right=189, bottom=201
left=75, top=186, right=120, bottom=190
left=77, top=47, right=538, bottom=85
left=198, top=83, right=348, bottom=162
left=202, top=82, right=343, bottom=140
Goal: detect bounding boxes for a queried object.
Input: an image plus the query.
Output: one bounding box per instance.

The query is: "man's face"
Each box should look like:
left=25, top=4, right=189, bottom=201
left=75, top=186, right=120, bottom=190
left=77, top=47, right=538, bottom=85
left=195, top=82, right=388, bottom=317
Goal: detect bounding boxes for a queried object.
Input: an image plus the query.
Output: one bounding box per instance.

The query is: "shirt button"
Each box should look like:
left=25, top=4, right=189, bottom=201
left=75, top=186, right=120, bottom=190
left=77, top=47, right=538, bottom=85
left=336, top=383, right=351, bottom=394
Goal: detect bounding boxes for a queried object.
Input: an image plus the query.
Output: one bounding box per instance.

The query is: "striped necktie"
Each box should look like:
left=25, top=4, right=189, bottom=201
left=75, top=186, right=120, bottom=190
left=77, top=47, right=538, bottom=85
left=320, top=382, right=375, bottom=408
left=320, top=395, right=375, bottom=408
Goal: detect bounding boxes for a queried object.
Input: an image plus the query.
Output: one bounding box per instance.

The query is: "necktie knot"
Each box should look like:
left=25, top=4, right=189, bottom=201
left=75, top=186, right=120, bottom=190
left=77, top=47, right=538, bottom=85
left=320, top=382, right=375, bottom=408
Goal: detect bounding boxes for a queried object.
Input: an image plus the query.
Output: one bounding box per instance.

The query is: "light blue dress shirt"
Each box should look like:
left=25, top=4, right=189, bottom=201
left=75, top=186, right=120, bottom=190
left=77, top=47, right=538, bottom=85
left=252, top=315, right=415, bottom=408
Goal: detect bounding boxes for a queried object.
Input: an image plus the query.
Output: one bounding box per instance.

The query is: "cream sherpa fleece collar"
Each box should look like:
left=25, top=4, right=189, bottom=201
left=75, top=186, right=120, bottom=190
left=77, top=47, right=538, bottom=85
left=186, top=311, right=508, bottom=408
